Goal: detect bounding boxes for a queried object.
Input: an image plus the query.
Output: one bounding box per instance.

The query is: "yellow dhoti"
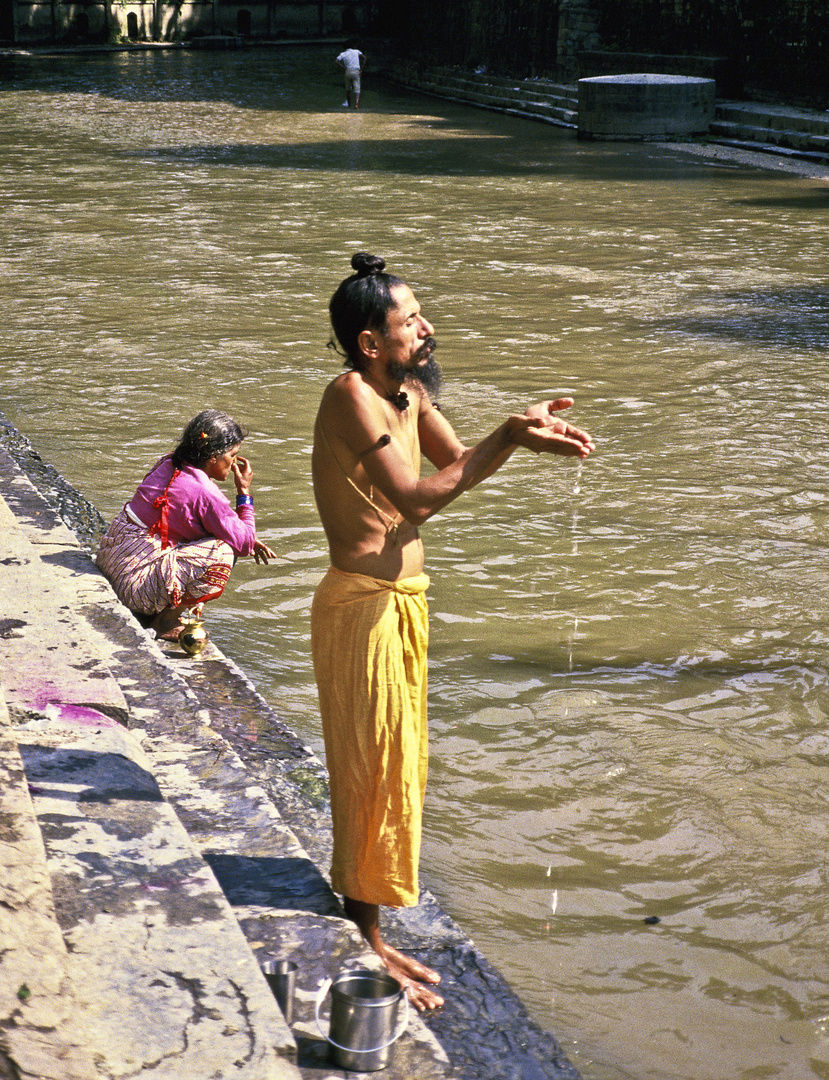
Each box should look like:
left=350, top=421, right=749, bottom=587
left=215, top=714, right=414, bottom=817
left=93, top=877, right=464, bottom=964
left=311, top=566, right=430, bottom=908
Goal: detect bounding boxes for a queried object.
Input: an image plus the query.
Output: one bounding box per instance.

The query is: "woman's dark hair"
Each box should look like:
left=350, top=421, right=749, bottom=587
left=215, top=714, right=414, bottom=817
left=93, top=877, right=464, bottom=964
left=328, top=252, right=405, bottom=370
left=172, top=410, right=246, bottom=469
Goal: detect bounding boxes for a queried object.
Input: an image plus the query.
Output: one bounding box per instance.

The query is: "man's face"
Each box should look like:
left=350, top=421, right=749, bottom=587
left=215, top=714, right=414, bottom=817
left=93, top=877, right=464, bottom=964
left=377, top=284, right=436, bottom=373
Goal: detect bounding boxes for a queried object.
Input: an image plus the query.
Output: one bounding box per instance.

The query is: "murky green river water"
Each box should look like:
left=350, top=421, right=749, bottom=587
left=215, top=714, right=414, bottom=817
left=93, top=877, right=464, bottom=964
left=3, top=46, right=829, bottom=1080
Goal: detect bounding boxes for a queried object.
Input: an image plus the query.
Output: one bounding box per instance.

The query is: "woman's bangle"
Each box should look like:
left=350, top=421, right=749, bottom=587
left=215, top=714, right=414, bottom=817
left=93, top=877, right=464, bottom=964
left=236, top=493, right=254, bottom=507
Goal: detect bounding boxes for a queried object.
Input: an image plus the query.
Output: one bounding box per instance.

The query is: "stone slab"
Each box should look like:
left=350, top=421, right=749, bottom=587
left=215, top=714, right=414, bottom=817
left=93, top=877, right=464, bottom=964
left=236, top=909, right=453, bottom=1079
left=578, top=50, right=737, bottom=95
left=0, top=484, right=128, bottom=725
left=716, top=100, right=829, bottom=136
left=15, top=711, right=302, bottom=1079
left=0, top=691, right=98, bottom=1080
left=578, top=73, right=716, bottom=140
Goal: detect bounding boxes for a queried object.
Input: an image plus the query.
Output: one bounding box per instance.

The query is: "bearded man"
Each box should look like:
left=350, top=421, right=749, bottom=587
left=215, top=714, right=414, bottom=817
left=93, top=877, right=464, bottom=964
left=310, top=252, right=594, bottom=1010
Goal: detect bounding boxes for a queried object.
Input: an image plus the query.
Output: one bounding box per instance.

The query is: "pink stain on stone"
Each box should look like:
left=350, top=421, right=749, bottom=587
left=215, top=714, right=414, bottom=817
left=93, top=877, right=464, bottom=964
left=43, top=702, right=122, bottom=728
left=22, top=680, right=125, bottom=727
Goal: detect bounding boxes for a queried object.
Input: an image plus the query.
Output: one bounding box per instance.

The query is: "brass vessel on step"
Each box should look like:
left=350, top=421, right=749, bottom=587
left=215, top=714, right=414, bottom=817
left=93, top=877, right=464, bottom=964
left=178, top=618, right=209, bottom=656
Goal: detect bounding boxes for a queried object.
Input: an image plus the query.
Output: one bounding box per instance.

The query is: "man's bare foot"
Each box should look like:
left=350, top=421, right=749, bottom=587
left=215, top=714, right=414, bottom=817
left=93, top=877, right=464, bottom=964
left=343, top=896, right=444, bottom=1012
left=375, top=941, right=444, bottom=1012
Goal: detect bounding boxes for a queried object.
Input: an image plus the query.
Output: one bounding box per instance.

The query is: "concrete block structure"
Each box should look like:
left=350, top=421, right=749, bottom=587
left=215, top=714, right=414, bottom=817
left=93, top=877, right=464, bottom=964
left=578, top=73, right=716, bottom=140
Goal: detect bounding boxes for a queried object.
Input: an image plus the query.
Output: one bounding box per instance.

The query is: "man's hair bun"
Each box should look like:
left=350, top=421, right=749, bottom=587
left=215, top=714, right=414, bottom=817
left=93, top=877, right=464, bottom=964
left=329, top=253, right=404, bottom=369
left=351, top=252, right=386, bottom=277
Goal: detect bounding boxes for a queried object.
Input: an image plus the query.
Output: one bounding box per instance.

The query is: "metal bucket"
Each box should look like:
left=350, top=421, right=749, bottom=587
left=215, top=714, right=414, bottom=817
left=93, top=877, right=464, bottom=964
left=315, top=968, right=409, bottom=1072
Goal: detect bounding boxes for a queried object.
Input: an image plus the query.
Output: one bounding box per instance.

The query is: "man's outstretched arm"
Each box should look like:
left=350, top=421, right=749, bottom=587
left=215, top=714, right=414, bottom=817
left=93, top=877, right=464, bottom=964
left=419, top=393, right=592, bottom=485
left=330, top=379, right=593, bottom=526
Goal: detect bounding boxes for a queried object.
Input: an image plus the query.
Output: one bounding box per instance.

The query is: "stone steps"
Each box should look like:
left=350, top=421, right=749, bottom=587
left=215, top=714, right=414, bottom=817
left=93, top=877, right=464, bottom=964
left=0, top=466, right=302, bottom=1078
left=389, top=63, right=829, bottom=164
left=715, top=100, right=829, bottom=136
left=9, top=702, right=302, bottom=1080
left=0, top=445, right=452, bottom=1079
left=0, top=697, right=98, bottom=1080
left=394, top=64, right=579, bottom=128
left=711, top=100, right=829, bottom=161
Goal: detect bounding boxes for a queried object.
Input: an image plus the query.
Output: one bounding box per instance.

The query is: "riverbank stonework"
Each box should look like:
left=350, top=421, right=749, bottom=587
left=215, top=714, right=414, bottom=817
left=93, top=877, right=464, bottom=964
left=3, top=1, right=366, bottom=46
left=385, top=61, right=829, bottom=171
left=0, top=411, right=579, bottom=1079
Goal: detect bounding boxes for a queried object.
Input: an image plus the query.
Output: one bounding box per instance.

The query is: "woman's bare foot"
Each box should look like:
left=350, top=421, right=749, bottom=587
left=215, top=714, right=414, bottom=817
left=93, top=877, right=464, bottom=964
left=343, top=896, right=444, bottom=1012
left=149, top=604, right=188, bottom=640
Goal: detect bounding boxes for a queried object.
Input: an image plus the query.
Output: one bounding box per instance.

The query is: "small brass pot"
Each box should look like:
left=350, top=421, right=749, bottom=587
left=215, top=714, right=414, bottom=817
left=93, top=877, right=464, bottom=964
left=178, top=618, right=209, bottom=656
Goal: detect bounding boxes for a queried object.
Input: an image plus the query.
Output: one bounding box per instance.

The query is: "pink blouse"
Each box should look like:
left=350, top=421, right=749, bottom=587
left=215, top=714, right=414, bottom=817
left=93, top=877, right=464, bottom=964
left=128, top=456, right=256, bottom=557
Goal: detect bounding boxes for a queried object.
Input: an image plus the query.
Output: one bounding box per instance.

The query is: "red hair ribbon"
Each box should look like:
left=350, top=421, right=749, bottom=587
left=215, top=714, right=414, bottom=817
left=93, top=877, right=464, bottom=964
left=147, top=468, right=181, bottom=549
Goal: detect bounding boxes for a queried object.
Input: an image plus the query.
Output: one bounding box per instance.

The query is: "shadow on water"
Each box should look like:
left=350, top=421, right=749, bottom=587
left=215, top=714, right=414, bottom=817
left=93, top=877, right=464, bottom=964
left=735, top=190, right=829, bottom=209
left=654, top=284, right=829, bottom=351
left=125, top=138, right=758, bottom=183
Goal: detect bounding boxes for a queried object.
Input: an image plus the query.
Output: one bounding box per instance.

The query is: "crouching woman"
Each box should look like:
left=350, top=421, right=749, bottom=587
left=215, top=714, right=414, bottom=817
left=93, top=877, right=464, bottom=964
left=96, top=409, right=276, bottom=639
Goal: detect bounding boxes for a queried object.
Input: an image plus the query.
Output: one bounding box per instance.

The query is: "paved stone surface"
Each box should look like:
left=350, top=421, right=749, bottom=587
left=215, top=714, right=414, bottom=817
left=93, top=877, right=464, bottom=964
left=0, top=459, right=127, bottom=725
left=17, top=712, right=299, bottom=1080
left=0, top=457, right=303, bottom=1077
left=0, top=695, right=97, bottom=1080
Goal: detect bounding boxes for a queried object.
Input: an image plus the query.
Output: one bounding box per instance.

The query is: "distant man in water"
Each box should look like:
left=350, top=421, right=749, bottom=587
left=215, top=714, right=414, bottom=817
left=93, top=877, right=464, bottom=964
left=335, top=42, right=366, bottom=109
left=311, top=252, right=594, bottom=1010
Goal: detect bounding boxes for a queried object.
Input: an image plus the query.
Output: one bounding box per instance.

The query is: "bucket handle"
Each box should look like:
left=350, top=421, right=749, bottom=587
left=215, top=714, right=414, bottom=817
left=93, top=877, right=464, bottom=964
left=314, top=976, right=410, bottom=1056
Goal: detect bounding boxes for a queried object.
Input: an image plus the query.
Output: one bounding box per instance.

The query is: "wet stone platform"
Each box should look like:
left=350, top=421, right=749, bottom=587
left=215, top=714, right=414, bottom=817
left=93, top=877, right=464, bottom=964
left=578, top=73, right=716, bottom=140
left=0, top=411, right=578, bottom=1080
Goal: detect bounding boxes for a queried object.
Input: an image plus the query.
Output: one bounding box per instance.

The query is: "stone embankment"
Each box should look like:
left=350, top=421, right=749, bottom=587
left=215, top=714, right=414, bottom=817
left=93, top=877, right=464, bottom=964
left=0, top=412, right=579, bottom=1080
left=389, top=63, right=829, bottom=168
left=392, top=63, right=580, bottom=130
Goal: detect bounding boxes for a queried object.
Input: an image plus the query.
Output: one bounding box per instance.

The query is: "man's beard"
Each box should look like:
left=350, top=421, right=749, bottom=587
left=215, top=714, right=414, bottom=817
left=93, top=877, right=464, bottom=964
left=388, top=338, right=443, bottom=401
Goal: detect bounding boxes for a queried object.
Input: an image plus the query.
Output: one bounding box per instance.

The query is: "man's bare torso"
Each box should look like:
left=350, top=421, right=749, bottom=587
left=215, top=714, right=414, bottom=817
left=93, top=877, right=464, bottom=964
left=312, top=371, right=427, bottom=581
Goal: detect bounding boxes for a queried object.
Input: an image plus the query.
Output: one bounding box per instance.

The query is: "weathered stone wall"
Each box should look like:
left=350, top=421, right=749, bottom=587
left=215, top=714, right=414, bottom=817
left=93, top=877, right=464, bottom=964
left=593, top=0, right=829, bottom=103
left=389, top=0, right=563, bottom=79
left=5, top=0, right=367, bottom=44
left=557, top=0, right=599, bottom=81
left=389, top=0, right=824, bottom=103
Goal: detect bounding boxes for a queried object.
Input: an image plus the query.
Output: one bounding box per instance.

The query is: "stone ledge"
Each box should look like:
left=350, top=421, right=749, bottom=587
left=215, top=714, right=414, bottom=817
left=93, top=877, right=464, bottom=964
left=578, top=50, right=738, bottom=96
left=388, top=65, right=579, bottom=131
left=14, top=709, right=301, bottom=1078
left=578, top=74, right=716, bottom=141
left=0, top=692, right=98, bottom=1080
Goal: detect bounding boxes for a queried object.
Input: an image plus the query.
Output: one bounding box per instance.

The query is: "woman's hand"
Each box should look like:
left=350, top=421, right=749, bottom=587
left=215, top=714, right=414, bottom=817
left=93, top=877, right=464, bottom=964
left=232, top=455, right=254, bottom=494
left=253, top=539, right=277, bottom=565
